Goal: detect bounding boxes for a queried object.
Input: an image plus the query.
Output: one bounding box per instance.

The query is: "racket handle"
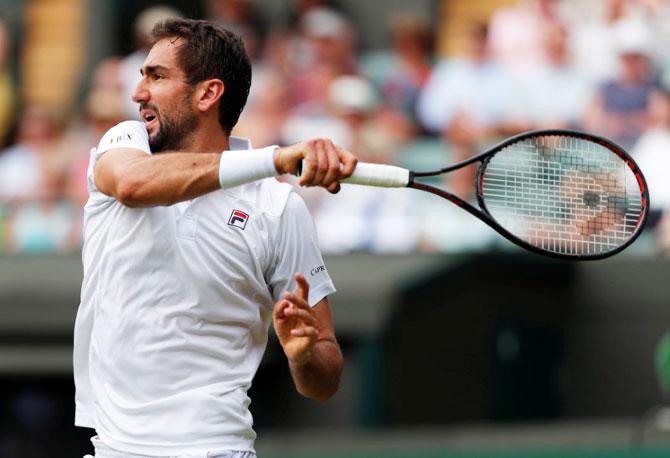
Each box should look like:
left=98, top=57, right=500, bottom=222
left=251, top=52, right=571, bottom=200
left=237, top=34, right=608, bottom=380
left=342, top=162, right=410, bottom=187
left=297, top=161, right=410, bottom=188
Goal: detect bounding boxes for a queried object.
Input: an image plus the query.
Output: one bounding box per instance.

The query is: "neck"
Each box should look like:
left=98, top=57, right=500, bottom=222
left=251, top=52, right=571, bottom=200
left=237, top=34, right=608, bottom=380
left=188, top=118, right=230, bottom=153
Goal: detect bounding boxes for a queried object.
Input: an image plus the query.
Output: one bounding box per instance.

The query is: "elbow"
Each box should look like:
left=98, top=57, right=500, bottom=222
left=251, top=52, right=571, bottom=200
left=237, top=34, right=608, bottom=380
left=315, top=383, right=340, bottom=402
left=322, top=365, right=343, bottom=401
left=301, top=358, right=343, bottom=402
left=113, top=175, right=177, bottom=207
left=300, top=379, right=341, bottom=403
left=114, top=178, right=145, bottom=207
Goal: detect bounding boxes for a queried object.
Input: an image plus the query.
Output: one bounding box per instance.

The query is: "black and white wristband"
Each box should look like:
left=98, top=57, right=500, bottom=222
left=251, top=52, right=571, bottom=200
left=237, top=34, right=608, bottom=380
left=218, top=146, right=279, bottom=189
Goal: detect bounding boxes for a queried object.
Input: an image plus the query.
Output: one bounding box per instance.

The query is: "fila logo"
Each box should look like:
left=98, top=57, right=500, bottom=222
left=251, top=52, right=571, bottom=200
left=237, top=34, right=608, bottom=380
left=228, top=210, right=249, bottom=230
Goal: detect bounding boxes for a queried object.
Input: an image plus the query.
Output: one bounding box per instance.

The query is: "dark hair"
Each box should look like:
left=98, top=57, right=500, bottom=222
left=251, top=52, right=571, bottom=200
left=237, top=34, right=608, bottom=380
left=151, top=18, right=252, bottom=134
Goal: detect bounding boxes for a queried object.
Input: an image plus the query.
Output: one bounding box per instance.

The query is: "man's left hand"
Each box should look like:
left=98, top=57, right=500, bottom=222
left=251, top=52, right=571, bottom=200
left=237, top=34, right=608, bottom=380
left=272, top=273, right=319, bottom=366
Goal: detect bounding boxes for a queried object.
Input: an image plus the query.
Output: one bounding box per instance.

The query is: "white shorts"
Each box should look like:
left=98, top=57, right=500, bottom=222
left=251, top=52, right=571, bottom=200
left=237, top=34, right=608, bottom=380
left=86, top=436, right=257, bottom=458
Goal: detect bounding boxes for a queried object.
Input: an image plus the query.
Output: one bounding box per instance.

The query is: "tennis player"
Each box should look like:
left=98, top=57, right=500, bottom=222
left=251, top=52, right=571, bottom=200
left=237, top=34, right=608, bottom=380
left=74, top=18, right=355, bottom=458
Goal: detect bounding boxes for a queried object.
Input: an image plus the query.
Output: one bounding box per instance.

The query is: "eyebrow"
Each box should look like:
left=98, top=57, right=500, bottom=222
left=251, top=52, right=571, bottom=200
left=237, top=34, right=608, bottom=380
left=140, top=64, right=171, bottom=76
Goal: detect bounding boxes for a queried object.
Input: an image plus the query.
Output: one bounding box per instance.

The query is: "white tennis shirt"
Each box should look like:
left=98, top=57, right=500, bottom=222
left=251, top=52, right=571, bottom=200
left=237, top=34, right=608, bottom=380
left=73, top=121, right=336, bottom=456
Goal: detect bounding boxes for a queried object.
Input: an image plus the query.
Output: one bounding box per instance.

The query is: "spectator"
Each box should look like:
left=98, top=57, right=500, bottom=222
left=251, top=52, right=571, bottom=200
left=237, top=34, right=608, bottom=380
left=58, top=55, right=127, bottom=204
left=631, top=89, right=670, bottom=253
left=308, top=76, right=420, bottom=253
left=0, top=19, right=14, bottom=147
left=510, top=23, right=593, bottom=129
left=0, top=105, right=66, bottom=203
left=64, top=88, right=127, bottom=208
left=569, top=0, right=632, bottom=84
left=3, top=198, right=77, bottom=254
left=89, top=57, right=124, bottom=94
left=0, top=105, right=76, bottom=254
left=327, top=75, right=410, bottom=161
left=207, top=0, right=261, bottom=31
left=416, top=22, right=511, bottom=141
left=233, top=69, right=290, bottom=148
left=288, top=7, right=358, bottom=107
left=487, top=0, right=566, bottom=74
left=281, top=63, right=351, bottom=147
left=279, top=8, right=362, bottom=148
left=417, top=195, right=497, bottom=253
left=117, top=6, right=183, bottom=120
left=300, top=7, right=358, bottom=76
left=360, top=14, right=433, bottom=126
left=289, top=0, right=332, bottom=26
left=583, top=17, right=661, bottom=149
left=206, top=0, right=264, bottom=61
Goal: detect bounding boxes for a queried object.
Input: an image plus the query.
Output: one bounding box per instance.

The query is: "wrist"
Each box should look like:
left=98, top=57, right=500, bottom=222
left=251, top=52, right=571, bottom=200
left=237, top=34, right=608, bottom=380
left=273, top=147, right=282, bottom=174
left=218, top=146, right=279, bottom=189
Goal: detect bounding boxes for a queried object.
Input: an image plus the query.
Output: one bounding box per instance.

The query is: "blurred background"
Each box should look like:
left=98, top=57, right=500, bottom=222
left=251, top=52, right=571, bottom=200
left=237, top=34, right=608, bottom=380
left=1, top=0, right=670, bottom=456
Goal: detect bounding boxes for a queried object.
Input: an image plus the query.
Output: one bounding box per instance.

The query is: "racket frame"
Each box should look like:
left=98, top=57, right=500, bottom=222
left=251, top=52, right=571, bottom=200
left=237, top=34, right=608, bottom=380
left=408, top=129, right=650, bottom=260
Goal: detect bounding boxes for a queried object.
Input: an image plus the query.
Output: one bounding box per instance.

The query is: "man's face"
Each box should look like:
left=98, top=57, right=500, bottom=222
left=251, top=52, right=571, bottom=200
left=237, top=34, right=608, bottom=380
left=132, top=37, right=198, bottom=152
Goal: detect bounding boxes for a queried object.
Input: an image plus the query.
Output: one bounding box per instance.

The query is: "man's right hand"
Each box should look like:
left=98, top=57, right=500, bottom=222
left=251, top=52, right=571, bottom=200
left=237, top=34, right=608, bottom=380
left=274, top=139, right=358, bottom=193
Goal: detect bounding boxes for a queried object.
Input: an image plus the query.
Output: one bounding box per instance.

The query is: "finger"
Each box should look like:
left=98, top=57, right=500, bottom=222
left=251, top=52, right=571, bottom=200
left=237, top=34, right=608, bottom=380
left=298, top=143, right=316, bottom=186
left=311, top=140, right=328, bottom=186
left=272, top=300, right=290, bottom=319
left=284, top=290, right=310, bottom=311
left=322, top=140, right=340, bottom=187
left=283, top=307, right=317, bottom=326
left=294, top=272, right=310, bottom=301
left=290, top=326, right=319, bottom=338
left=326, top=181, right=341, bottom=194
left=337, top=147, right=358, bottom=178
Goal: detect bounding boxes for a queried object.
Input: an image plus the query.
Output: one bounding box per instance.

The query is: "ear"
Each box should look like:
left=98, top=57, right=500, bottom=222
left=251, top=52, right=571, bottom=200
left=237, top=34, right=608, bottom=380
left=194, top=79, right=224, bottom=113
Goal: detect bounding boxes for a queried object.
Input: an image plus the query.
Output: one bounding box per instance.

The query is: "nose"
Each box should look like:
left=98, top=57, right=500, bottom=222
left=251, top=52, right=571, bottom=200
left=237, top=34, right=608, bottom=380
left=132, top=77, right=149, bottom=104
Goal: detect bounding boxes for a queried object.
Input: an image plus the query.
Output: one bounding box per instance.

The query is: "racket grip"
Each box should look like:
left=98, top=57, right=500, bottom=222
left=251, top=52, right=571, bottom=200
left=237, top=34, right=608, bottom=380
left=297, top=161, right=410, bottom=187
left=341, top=162, right=411, bottom=187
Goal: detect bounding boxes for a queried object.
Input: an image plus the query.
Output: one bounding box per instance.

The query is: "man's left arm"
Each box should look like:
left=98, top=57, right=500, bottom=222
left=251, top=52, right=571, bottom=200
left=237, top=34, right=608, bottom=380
left=273, top=273, right=343, bottom=401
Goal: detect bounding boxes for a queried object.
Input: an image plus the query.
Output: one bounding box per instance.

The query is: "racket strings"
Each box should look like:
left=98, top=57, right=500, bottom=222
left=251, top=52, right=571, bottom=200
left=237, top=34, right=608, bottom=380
left=481, top=135, right=643, bottom=256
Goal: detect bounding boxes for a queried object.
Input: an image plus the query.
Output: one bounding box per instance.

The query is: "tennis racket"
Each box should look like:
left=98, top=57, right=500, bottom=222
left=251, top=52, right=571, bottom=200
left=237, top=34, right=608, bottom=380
left=315, top=130, right=649, bottom=260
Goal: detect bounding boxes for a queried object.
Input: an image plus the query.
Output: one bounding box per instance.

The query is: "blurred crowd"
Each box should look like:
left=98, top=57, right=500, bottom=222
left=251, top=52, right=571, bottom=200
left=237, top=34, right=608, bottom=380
left=1, top=0, right=670, bottom=256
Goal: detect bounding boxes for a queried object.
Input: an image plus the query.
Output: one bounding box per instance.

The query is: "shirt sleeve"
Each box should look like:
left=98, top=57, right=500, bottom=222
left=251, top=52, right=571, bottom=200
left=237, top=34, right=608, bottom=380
left=267, top=191, right=336, bottom=307
left=86, top=121, right=151, bottom=198
left=96, top=120, right=151, bottom=155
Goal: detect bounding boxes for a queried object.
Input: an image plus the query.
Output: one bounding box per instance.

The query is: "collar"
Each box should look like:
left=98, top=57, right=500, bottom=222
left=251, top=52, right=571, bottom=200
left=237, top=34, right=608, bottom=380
left=229, top=136, right=252, bottom=150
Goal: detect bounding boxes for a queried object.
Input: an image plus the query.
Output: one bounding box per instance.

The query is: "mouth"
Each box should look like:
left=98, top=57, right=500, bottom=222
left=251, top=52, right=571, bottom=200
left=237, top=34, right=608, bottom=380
left=140, top=108, right=158, bottom=130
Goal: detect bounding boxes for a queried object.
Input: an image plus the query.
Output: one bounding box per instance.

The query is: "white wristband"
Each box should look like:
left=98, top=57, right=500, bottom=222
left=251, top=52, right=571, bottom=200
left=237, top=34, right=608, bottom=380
left=218, top=146, right=279, bottom=189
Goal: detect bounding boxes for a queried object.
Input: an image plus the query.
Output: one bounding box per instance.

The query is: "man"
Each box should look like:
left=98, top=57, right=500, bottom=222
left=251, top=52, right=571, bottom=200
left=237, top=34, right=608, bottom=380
left=74, top=18, right=356, bottom=458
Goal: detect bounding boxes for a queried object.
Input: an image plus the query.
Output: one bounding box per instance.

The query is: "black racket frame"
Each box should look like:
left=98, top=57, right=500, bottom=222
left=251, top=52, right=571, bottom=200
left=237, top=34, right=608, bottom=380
left=406, top=129, right=650, bottom=260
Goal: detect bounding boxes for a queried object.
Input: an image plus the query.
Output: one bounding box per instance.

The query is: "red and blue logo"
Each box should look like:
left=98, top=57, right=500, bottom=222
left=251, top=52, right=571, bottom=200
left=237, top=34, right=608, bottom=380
left=228, top=210, right=249, bottom=230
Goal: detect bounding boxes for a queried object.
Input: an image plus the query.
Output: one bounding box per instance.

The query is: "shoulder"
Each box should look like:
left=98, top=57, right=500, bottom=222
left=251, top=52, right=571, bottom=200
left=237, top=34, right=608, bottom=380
left=101, top=120, right=147, bottom=139
left=97, top=121, right=150, bottom=155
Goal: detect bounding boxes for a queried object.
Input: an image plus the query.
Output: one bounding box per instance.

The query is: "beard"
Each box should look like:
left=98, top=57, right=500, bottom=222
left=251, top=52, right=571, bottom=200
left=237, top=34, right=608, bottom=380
left=146, top=91, right=198, bottom=153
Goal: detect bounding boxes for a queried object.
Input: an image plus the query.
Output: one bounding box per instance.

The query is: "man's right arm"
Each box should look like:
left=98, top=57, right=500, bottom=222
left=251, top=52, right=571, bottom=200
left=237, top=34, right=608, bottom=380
left=95, top=139, right=358, bottom=208
left=94, top=148, right=222, bottom=207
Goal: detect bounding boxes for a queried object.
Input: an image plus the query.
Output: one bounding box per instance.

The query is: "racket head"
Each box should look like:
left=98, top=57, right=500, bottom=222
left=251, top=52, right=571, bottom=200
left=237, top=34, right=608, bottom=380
left=475, top=129, right=649, bottom=260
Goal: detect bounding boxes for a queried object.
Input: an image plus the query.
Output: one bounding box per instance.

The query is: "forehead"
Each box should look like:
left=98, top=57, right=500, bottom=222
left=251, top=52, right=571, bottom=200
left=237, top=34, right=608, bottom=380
left=143, top=37, right=185, bottom=71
